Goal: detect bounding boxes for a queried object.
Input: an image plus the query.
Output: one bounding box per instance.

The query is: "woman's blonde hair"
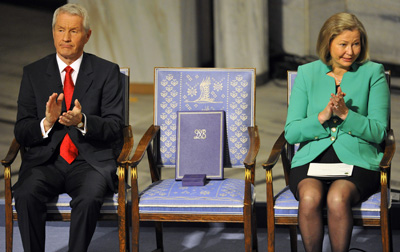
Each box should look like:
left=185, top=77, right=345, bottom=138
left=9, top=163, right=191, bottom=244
left=316, top=12, right=369, bottom=65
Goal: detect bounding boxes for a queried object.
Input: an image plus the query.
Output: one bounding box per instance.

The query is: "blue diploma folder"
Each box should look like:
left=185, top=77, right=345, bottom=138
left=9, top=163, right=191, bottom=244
left=176, top=111, right=225, bottom=180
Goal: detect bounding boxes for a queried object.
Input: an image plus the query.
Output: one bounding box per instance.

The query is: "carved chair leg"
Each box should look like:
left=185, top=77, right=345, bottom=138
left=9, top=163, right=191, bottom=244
left=119, top=219, right=126, bottom=252
left=118, top=202, right=127, bottom=252
left=244, top=214, right=252, bottom=252
left=5, top=218, right=13, bottom=252
left=266, top=213, right=275, bottom=252
left=251, top=205, right=258, bottom=252
left=155, top=221, right=164, bottom=252
left=289, top=225, right=298, bottom=252
left=131, top=167, right=140, bottom=252
left=125, top=205, right=130, bottom=252
left=381, top=215, right=391, bottom=252
left=132, top=219, right=139, bottom=252
left=389, top=211, right=393, bottom=252
left=5, top=166, right=13, bottom=252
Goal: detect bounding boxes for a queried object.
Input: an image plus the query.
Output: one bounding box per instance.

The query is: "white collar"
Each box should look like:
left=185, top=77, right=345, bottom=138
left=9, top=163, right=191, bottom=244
left=56, top=53, right=83, bottom=74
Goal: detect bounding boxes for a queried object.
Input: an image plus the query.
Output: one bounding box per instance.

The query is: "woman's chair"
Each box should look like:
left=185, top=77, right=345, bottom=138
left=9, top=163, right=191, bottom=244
left=129, top=67, right=260, bottom=252
left=2, top=68, right=133, bottom=252
left=262, top=70, right=395, bottom=252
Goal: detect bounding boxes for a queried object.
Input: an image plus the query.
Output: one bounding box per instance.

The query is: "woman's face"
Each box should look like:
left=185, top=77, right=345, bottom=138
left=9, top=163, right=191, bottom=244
left=329, top=29, right=361, bottom=70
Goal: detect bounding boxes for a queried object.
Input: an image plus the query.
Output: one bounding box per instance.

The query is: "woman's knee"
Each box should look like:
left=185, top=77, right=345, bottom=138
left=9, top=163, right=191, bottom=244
left=298, top=179, right=324, bottom=207
left=327, top=181, right=359, bottom=211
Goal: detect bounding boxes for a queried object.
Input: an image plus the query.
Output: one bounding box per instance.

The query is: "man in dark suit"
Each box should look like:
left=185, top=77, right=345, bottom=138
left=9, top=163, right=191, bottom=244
left=13, top=3, right=124, bottom=252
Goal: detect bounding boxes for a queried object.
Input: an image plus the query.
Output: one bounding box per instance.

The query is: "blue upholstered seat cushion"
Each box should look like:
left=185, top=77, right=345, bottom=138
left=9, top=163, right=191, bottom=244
left=138, top=178, right=255, bottom=214
left=13, top=193, right=120, bottom=214
left=274, top=186, right=383, bottom=219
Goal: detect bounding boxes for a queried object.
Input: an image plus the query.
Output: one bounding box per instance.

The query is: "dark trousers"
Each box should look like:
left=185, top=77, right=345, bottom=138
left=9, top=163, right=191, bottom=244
left=13, top=155, right=111, bottom=252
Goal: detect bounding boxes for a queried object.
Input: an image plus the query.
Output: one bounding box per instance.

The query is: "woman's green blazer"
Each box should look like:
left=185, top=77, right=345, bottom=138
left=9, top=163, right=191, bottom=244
left=285, top=60, right=390, bottom=171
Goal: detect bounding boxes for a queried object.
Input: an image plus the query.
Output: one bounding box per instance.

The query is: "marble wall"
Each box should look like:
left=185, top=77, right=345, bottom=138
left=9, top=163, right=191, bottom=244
left=214, top=0, right=269, bottom=73
left=72, top=0, right=399, bottom=84
left=71, top=0, right=199, bottom=84
left=269, top=0, right=400, bottom=64
left=72, top=0, right=269, bottom=84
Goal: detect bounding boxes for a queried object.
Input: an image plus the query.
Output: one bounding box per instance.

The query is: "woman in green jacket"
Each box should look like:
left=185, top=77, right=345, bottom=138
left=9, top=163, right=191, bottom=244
left=285, top=13, right=390, bottom=252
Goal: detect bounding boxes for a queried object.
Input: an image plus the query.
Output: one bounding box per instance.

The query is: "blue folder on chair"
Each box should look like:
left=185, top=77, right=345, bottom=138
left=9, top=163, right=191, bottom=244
left=176, top=111, right=225, bottom=180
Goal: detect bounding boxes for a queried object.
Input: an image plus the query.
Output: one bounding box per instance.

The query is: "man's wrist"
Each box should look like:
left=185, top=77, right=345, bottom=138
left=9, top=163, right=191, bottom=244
left=43, top=118, right=54, bottom=131
left=77, top=118, right=84, bottom=128
left=76, top=113, right=85, bottom=129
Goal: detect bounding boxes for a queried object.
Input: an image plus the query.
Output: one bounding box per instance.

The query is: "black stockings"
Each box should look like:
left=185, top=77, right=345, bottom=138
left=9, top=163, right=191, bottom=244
left=297, top=178, right=360, bottom=252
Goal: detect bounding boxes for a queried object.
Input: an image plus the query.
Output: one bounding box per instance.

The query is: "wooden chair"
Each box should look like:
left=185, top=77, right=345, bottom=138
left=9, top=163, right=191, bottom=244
left=263, top=70, right=395, bottom=252
left=129, top=67, right=260, bottom=252
left=2, top=68, right=133, bottom=252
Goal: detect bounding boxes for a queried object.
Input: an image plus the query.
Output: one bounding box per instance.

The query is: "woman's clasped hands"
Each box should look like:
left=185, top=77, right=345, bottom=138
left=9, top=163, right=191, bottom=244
left=318, top=86, right=349, bottom=124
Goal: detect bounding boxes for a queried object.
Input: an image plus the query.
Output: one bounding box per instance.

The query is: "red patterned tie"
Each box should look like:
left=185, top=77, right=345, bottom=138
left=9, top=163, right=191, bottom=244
left=60, top=66, right=78, bottom=164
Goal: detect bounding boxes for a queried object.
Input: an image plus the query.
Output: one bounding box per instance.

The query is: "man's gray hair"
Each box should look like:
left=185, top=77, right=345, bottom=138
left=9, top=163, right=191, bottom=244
left=52, top=3, right=90, bottom=33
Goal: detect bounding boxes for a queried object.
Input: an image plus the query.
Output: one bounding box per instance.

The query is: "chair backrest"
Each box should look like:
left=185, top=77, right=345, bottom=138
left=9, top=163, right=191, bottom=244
left=108, top=67, right=130, bottom=157
left=120, top=67, right=130, bottom=127
left=154, top=67, right=256, bottom=168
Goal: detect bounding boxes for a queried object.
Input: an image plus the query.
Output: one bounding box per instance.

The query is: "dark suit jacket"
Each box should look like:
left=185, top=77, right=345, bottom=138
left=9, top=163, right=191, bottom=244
left=14, top=52, right=124, bottom=191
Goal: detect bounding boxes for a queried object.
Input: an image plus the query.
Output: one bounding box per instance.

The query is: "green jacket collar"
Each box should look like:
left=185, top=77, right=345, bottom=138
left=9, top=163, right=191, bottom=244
left=321, top=60, right=361, bottom=73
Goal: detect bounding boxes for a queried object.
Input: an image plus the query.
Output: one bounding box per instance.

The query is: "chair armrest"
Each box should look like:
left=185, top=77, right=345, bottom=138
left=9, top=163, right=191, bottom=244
left=380, top=129, right=395, bottom=171
left=262, top=131, right=286, bottom=171
left=130, top=125, right=160, bottom=167
left=244, top=126, right=260, bottom=168
left=117, top=125, right=134, bottom=164
left=1, top=138, right=20, bottom=167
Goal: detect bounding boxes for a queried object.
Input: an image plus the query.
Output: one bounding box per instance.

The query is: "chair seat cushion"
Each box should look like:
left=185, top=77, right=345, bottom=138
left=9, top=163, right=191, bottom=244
left=274, top=186, right=382, bottom=219
left=139, top=178, right=255, bottom=214
left=13, top=193, right=120, bottom=214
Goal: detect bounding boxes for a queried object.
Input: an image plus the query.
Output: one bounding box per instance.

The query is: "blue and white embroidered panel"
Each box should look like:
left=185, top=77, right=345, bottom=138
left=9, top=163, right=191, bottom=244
left=154, top=68, right=255, bottom=167
left=138, top=178, right=255, bottom=214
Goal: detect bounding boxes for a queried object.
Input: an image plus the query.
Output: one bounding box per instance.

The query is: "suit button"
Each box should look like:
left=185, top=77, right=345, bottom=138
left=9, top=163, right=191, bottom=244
left=348, top=131, right=352, bottom=135
left=331, top=127, right=337, bottom=133
left=314, top=136, right=318, bottom=140
left=330, top=136, right=335, bottom=141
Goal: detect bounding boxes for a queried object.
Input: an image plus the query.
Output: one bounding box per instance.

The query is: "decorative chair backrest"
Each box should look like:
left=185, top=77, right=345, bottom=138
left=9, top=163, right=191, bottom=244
left=154, top=67, right=256, bottom=168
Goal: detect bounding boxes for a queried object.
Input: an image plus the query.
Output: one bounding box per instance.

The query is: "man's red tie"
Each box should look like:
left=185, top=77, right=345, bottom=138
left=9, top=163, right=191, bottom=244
left=60, top=66, right=78, bottom=164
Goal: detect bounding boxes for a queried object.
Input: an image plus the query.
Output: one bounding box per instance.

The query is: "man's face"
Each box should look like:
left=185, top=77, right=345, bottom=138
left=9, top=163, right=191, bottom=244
left=53, top=12, right=91, bottom=65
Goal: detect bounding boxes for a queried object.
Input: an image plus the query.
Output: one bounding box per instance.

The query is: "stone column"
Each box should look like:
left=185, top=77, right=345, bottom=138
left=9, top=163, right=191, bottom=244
left=213, top=0, right=269, bottom=82
left=72, top=0, right=199, bottom=87
left=269, top=0, right=400, bottom=64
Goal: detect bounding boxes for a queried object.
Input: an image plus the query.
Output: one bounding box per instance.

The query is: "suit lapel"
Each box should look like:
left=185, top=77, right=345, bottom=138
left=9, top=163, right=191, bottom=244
left=72, top=53, right=94, bottom=105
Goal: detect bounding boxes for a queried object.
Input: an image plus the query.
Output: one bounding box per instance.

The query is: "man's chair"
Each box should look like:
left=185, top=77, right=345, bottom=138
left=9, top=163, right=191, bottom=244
left=129, top=67, right=260, bottom=252
left=263, top=70, right=395, bottom=252
left=2, top=68, right=133, bottom=252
